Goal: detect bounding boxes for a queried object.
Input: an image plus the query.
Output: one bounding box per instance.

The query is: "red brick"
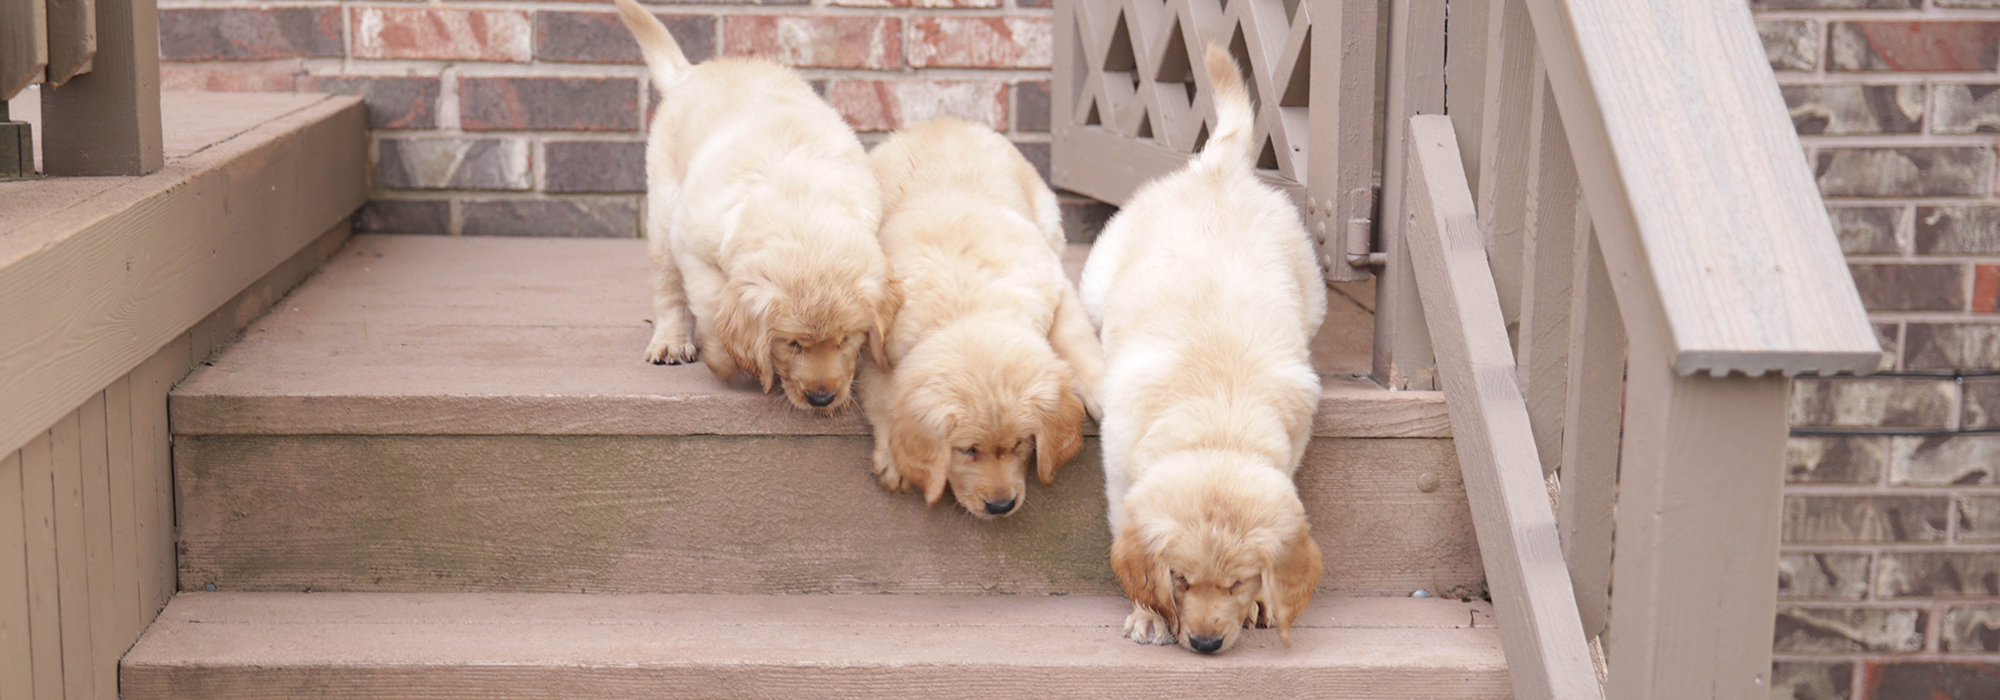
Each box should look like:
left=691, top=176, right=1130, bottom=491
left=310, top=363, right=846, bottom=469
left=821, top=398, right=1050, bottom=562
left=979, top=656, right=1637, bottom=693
left=459, top=77, right=640, bottom=132
left=721, top=16, right=900, bottom=69
left=1978, top=265, right=2000, bottom=313
left=1831, top=22, right=2000, bottom=72
left=303, top=76, right=441, bottom=129
left=536, top=11, right=714, bottom=64
left=908, top=17, right=1052, bottom=69
left=822, top=80, right=1008, bottom=133
left=351, top=8, right=532, bottom=63
left=159, top=63, right=303, bottom=92
left=159, top=8, right=342, bottom=61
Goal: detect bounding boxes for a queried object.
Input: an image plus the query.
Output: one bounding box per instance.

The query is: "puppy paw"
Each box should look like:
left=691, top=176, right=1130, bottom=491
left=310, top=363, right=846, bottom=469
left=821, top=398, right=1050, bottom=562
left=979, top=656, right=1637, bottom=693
left=1124, top=605, right=1174, bottom=645
left=872, top=444, right=909, bottom=492
left=644, top=329, right=698, bottom=365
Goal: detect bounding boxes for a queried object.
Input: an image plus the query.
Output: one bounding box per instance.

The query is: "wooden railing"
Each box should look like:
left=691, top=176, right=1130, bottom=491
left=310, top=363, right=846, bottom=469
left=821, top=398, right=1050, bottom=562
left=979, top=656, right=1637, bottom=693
left=0, top=0, right=163, bottom=176
left=1390, top=1, right=1882, bottom=699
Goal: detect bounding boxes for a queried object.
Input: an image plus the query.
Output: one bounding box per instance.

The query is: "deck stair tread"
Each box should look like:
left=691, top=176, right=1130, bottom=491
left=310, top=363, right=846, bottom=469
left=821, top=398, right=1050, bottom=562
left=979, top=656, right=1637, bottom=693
left=170, top=235, right=1448, bottom=439
left=122, top=593, right=1510, bottom=699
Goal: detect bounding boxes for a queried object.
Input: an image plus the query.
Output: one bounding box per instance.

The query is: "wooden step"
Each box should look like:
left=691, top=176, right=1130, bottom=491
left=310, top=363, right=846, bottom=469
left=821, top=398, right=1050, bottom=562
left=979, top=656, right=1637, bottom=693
left=123, top=593, right=1510, bottom=700
left=168, top=235, right=1484, bottom=597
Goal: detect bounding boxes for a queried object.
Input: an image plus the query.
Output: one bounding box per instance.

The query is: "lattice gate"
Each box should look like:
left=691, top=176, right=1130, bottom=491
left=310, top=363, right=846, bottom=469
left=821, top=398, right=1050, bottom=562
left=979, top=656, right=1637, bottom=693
left=1051, top=0, right=1383, bottom=282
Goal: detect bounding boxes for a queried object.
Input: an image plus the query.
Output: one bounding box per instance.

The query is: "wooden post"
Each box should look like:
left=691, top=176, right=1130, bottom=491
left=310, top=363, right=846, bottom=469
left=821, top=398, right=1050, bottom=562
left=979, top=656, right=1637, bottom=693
left=1372, top=0, right=1444, bottom=391
left=1303, top=0, right=1379, bottom=283
left=41, top=0, right=159, bottom=176
left=1558, top=227, right=1622, bottom=640
left=1607, top=344, right=1791, bottom=700
left=0, top=0, right=50, bottom=100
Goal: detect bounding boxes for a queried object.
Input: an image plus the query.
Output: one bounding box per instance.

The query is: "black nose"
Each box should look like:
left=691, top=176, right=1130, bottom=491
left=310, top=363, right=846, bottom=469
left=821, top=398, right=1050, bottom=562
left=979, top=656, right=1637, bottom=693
left=1189, top=635, right=1224, bottom=653
left=984, top=497, right=1017, bottom=515
left=804, top=390, right=837, bottom=407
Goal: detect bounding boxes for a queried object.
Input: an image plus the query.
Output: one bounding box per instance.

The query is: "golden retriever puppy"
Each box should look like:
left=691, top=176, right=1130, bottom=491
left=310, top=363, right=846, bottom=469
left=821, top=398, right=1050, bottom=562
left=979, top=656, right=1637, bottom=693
left=860, top=118, right=1105, bottom=519
left=1079, top=46, right=1327, bottom=654
left=616, top=0, right=897, bottom=413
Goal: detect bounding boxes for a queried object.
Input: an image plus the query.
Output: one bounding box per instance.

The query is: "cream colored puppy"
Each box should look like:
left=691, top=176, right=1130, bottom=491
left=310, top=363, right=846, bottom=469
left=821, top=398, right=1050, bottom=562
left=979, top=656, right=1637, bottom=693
left=616, top=0, right=897, bottom=413
left=1080, top=46, right=1327, bottom=654
left=860, top=118, right=1105, bottom=519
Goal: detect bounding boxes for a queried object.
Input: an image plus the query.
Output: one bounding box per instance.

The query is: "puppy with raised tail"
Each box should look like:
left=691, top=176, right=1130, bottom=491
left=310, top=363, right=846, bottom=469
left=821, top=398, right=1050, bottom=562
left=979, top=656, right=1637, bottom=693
left=1080, top=45, right=1327, bottom=654
left=615, top=0, right=898, bottom=413
left=860, top=118, right=1105, bottom=519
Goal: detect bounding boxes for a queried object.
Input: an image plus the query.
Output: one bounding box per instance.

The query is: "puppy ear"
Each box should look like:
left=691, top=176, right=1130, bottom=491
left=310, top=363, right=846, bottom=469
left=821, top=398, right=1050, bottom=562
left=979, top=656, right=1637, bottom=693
left=1259, top=525, right=1323, bottom=646
left=869, top=277, right=904, bottom=370
left=889, top=399, right=950, bottom=506
left=1112, top=522, right=1177, bottom=634
left=1033, top=386, right=1087, bottom=486
left=715, top=280, right=776, bottom=392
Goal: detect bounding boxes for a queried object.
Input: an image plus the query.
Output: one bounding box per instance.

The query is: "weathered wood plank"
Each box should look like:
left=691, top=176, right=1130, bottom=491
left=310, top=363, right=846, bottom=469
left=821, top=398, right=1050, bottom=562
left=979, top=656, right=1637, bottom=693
left=40, top=0, right=159, bottom=175
left=1520, top=0, right=1877, bottom=376
left=1402, top=115, right=1601, bottom=700
left=0, top=450, right=32, bottom=700
left=1303, top=0, right=1379, bottom=282
left=44, top=0, right=95, bottom=86
left=174, top=434, right=1482, bottom=598
left=77, top=391, right=119, bottom=700
left=103, top=376, right=140, bottom=643
left=131, top=337, right=188, bottom=617
left=1558, top=229, right=1622, bottom=640
left=1444, top=0, right=1491, bottom=195
left=0, top=0, right=49, bottom=99
left=1372, top=0, right=1445, bottom=391
left=49, top=410, right=96, bottom=700
left=0, top=94, right=365, bottom=457
left=1516, top=73, right=1579, bottom=477
left=1607, top=340, right=1790, bottom=700
left=19, top=431, right=60, bottom=700
left=1473, top=0, right=1537, bottom=341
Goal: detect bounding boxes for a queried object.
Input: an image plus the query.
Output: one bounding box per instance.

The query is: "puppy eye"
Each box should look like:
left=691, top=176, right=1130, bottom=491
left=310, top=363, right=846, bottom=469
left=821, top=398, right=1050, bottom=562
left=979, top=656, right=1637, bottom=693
left=1172, top=574, right=1189, bottom=590
left=959, top=446, right=979, bottom=458
left=788, top=340, right=804, bottom=350
left=1227, top=580, right=1241, bottom=593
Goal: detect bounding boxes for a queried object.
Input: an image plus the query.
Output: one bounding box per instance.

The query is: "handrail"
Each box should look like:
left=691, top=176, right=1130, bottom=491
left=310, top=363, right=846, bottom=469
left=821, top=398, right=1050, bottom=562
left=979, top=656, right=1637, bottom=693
left=1520, top=0, right=1878, bottom=377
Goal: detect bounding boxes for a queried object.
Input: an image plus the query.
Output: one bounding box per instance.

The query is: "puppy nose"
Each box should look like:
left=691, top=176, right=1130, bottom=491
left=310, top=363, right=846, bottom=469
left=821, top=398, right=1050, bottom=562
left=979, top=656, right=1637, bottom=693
left=984, top=497, right=1017, bottom=515
left=804, top=390, right=837, bottom=407
left=1189, top=635, right=1224, bottom=653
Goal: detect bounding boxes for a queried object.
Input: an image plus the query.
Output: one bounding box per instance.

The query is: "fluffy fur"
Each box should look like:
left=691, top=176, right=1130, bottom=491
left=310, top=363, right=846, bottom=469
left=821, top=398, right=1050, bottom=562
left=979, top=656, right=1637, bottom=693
left=1080, top=46, right=1328, bottom=654
left=617, top=0, right=898, bottom=413
left=860, top=118, right=1106, bottom=519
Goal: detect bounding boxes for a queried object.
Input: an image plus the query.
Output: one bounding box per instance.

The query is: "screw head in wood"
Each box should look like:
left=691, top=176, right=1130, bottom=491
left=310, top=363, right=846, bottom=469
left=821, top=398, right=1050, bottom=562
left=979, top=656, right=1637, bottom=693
left=1417, top=472, right=1441, bottom=493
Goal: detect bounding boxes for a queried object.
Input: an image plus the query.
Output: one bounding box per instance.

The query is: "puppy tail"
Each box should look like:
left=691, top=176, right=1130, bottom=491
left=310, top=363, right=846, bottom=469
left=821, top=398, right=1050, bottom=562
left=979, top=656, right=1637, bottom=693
left=614, top=0, right=693, bottom=89
left=1195, top=43, right=1254, bottom=179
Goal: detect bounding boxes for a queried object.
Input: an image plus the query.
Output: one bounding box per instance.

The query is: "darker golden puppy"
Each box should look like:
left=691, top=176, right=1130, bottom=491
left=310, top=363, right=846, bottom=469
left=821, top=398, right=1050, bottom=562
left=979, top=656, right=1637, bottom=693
left=861, top=118, right=1104, bottom=518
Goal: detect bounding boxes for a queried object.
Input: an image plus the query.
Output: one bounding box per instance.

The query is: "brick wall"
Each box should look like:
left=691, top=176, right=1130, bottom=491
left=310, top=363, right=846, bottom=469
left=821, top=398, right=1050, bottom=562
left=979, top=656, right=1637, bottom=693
left=154, top=0, right=1055, bottom=236
left=1757, top=2, right=2000, bottom=699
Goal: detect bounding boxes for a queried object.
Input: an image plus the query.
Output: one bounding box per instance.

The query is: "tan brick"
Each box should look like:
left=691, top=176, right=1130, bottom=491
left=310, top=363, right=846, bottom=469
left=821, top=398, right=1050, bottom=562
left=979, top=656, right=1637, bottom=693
left=1958, top=496, right=2000, bottom=543
left=908, top=17, right=1053, bottom=69
left=1906, top=323, right=2000, bottom=371
left=1942, top=607, right=2000, bottom=652
left=1783, top=85, right=1923, bottom=135
left=1760, top=20, right=1820, bottom=72
left=160, top=63, right=303, bottom=92
left=1774, top=607, right=1926, bottom=653
left=1780, top=553, right=1873, bottom=599
left=1846, top=263, right=1966, bottom=312
left=1816, top=148, right=1993, bottom=197
left=721, top=16, right=900, bottom=70
left=1771, top=661, right=1852, bottom=700
left=1790, top=376, right=1958, bottom=431
left=351, top=8, right=532, bottom=63
left=1876, top=552, right=2000, bottom=598
left=1785, top=495, right=1948, bottom=544
left=1892, top=435, right=2000, bottom=486
left=1786, top=436, right=1886, bottom=485
left=822, top=80, right=1009, bottom=133
left=1831, top=22, right=2000, bottom=72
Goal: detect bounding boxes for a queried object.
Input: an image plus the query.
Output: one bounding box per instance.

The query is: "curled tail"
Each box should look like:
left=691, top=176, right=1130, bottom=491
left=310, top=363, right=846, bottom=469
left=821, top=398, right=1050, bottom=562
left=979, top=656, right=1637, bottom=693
left=1196, top=43, right=1255, bottom=177
left=614, top=0, right=693, bottom=89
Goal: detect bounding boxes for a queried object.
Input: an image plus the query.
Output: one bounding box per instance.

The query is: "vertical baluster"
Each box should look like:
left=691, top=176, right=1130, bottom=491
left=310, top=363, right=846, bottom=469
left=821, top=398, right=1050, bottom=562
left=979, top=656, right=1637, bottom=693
left=1373, top=0, right=1445, bottom=390
left=41, top=0, right=160, bottom=175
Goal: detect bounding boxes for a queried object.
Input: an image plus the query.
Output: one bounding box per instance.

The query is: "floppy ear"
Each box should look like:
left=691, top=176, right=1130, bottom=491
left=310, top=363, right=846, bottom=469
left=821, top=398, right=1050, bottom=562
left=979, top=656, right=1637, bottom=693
left=1033, top=385, right=1087, bottom=486
left=889, top=399, right=950, bottom=506
left=1259, top=525, right=1323, bottom=646
left=1111, top=522, right=1177, bottom=634
left=714, top=279, right=777, bottom=392
left=869, top=277, right=904, bottom=370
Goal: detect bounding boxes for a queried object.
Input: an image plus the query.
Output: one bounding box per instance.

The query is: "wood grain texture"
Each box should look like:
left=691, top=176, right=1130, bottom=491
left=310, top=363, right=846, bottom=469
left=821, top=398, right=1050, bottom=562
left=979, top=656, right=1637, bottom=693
left=50, top=411, right=96, bottom=700
left=1303, top=0, right=1379, bottom=282
left=44, top=0, right=94, bottom=86
left=0, top=92, right=364, bottom=457
left=1516, top=74, right=1580, bottom=478
left=77, top=392, right=118, bottom=700
left=20, top=432, right=60, bottom=700
left=122, top=593, right=1510, bottom=700
left=133, top=336, right=188, bottom=617
left=1519, top=0, right=1877, bottom=376
left=173, top=434, right=1480, bottom=597
left=0, top=0, right=49, bottom=99
left=1402, top=115, right=1601, bottom=700
left=39, top=0, right=158, bottom=175
left=1606, top=341, right=1790, bottom=700
left=1372, top=0, right=1443, bottom=391
left=0, top=450, right=31, bottom=700
left=1472, top=0, right=1536, bottom=340
left=102, top=375, right=139, bottom=644
left=170, top=235, right=1435, bottom=438
left=1558, top=232, right=1621, bottom=640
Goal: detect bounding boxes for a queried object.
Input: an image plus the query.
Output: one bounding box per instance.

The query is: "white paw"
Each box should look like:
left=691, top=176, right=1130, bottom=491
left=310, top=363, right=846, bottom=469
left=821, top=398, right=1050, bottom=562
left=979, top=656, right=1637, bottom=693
left=1124, top=605, right=1174, bottom=645
left=872, top=444, right=909, bottom=492
left=644, top=327, right=698, bottom=365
